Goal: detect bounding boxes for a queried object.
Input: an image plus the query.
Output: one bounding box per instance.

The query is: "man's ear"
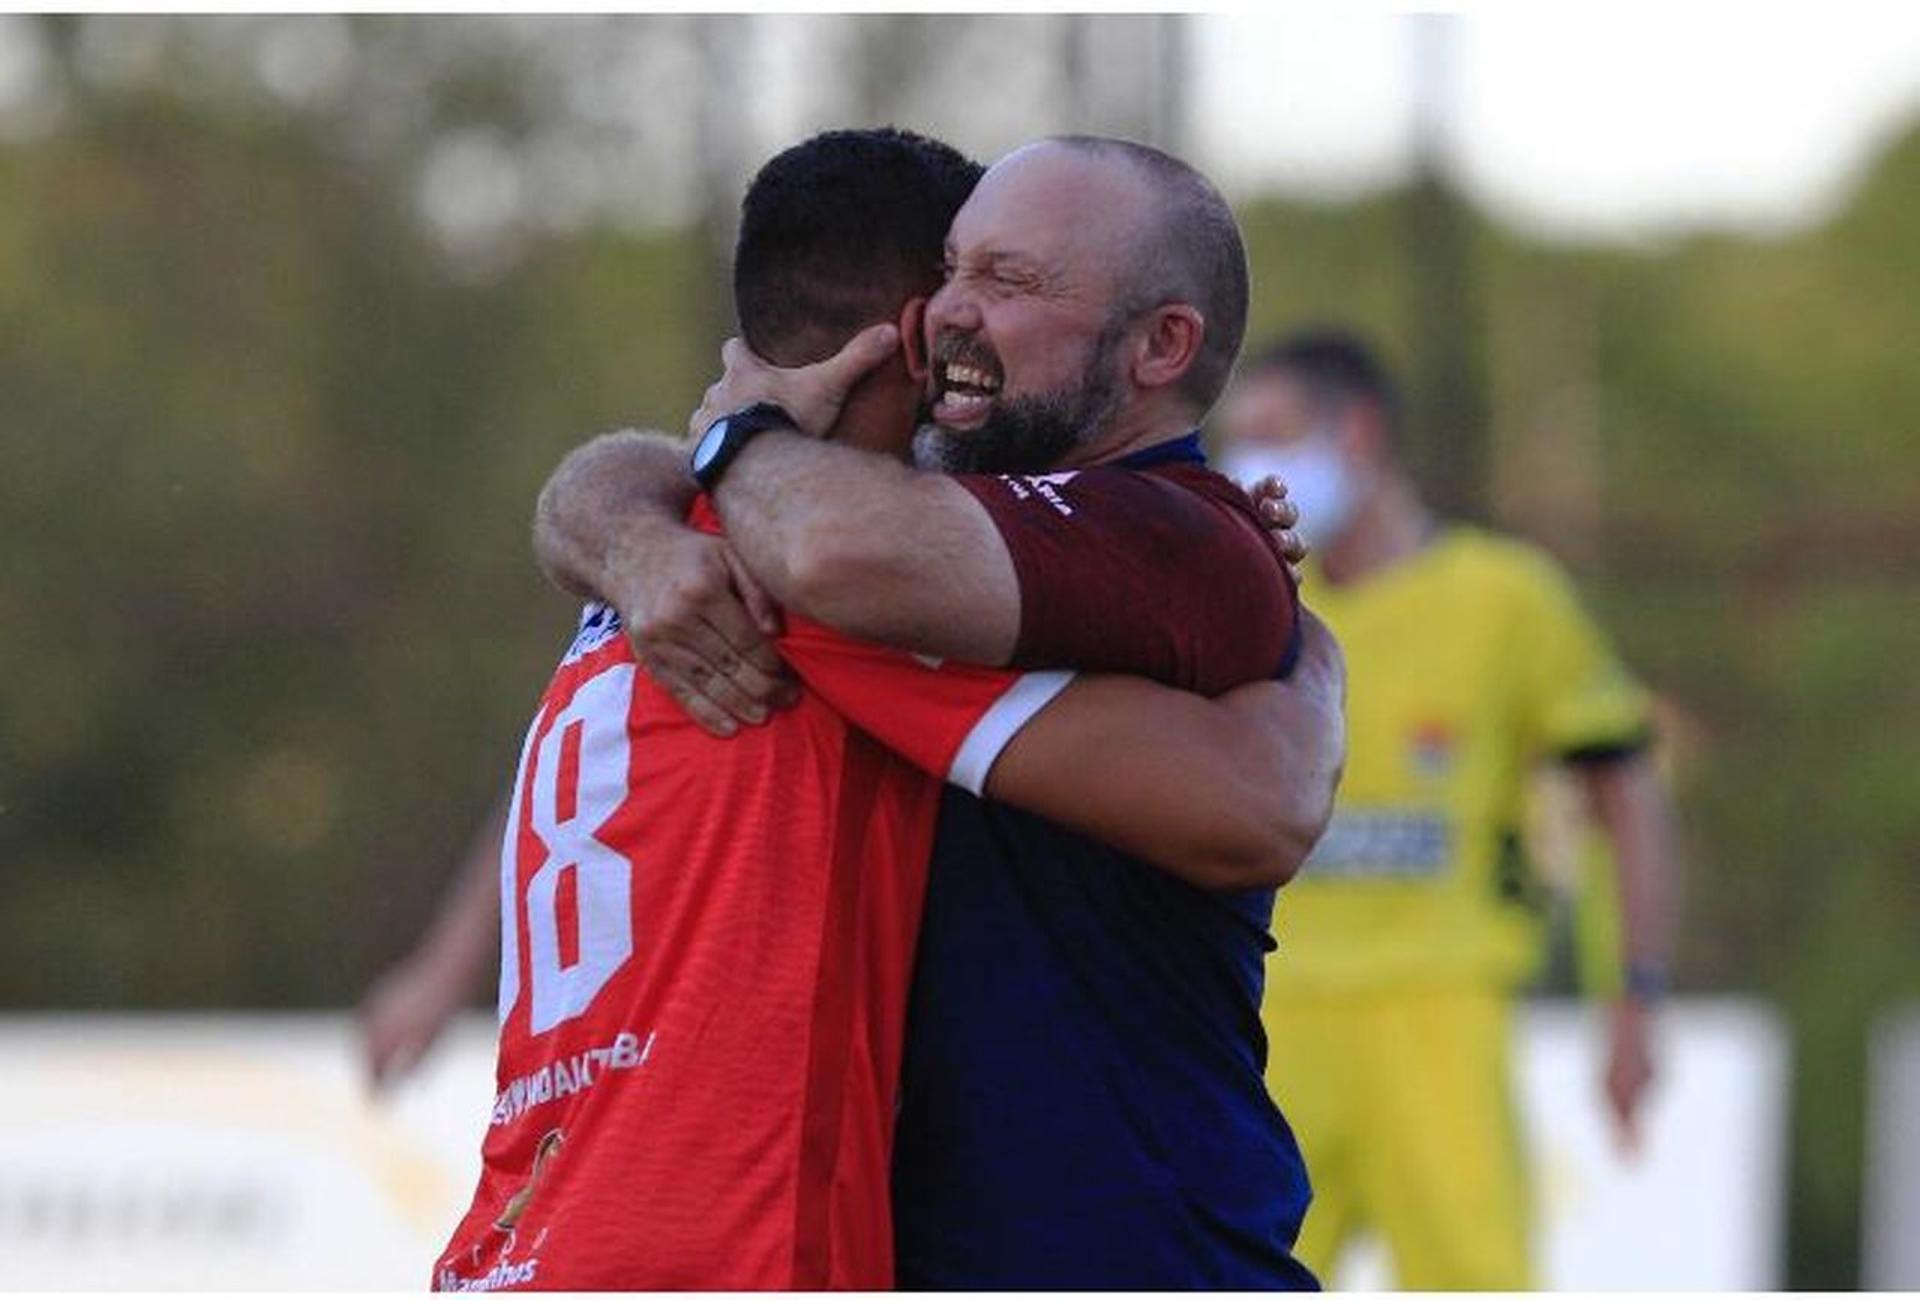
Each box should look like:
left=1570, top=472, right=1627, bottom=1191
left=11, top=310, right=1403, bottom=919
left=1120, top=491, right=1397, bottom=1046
left=1130, top=304, right=1205, bottom=394
left=898, top=296, right=931, bottom=382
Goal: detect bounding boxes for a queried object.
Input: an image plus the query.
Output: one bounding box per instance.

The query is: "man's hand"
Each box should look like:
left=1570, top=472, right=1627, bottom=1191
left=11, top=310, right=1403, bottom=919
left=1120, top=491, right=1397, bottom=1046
left=602, top=520, right=796, bottom=737
left=358, top=799, right=505, bottom=1092
left=1246, top=474, right=1308, bottom=576
left=1604, top=997, right=1658, bottom=1156
left=359, top=951, right=472, bottom=1089
left=689, top=324, right=900, bottom=438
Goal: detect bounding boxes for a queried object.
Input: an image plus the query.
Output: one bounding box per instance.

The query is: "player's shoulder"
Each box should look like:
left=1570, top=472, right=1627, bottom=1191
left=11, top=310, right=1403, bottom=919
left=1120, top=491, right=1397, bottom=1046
left=1129, top=458, right=1255, bottom=505
left=1076, top=459, right=1268, bottom=538
left=1436, top=525, right=1582, bottom=607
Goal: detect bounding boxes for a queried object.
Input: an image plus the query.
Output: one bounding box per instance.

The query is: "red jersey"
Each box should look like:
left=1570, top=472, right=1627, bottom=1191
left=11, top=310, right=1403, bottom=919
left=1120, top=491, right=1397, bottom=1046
left=434, top=501, right=1069, bottom=1292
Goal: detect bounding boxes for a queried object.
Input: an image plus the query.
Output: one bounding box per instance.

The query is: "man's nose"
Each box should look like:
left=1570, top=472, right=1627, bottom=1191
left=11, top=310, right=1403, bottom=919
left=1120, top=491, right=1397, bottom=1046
left=927, top=278, right=982, bottom=334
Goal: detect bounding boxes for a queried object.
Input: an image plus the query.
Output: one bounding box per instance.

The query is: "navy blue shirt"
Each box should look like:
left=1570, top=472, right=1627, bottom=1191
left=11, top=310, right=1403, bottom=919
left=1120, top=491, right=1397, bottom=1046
left=890, top=438, right=1318, bottom=1289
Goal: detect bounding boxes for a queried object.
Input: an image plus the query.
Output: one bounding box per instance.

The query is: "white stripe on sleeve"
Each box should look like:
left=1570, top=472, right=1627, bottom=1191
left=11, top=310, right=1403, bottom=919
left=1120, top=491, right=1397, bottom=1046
left=947, top=670, right=1075, bottom=796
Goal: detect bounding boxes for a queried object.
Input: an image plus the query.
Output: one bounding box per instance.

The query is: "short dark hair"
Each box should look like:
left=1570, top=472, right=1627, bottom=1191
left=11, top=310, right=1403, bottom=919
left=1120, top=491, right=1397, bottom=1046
left=1245, top=326, right=1402, bottom=435
left=733, top=128, right=983, bottom=367
left=1050, top=136, right=1249, bottom=415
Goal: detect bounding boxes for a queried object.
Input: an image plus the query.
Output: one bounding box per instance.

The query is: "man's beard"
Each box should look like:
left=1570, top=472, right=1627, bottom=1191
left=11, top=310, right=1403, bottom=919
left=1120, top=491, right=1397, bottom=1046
left=914, top=327, right=1127, bottom=475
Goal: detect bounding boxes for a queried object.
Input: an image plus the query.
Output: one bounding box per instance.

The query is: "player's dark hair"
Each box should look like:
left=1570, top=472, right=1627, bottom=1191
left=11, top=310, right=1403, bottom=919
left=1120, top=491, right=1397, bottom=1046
left=1049, top=135, right=1250, bottom=416
left=734, top=127, right=983, bottom=367
left=1246, top=326, right=1403, bottom=437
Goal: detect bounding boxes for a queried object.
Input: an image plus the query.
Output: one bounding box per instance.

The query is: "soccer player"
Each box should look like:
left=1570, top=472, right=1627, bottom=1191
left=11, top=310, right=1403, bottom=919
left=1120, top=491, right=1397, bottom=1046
left=435, top=131, right=1341, bottom=1291
left=1215, top=327, right=1684, bottom=1288
left=540, top=136, right=1331, bottom=1288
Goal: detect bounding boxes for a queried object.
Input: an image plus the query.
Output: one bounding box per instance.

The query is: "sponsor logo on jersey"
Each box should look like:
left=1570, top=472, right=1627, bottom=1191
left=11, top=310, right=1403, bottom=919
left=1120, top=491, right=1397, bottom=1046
left=561, top=602, right=625, bottom=666
left=1304, top=809, right=1453, bottom=878
left=997, top=471, right=1079, bottom=517
left=491, top=1030, right=654, bottom=1127
left=437, top=1256, right=540, bottom=1292
left=1407, top=720, right=1456, bottom=781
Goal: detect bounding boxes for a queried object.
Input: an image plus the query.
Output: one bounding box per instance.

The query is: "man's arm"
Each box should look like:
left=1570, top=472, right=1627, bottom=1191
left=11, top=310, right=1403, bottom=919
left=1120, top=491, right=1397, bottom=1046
left=712, top=433, right=1022, bottom=664
left=532, top=428, right=696, bottom=601
left=1574, top=752, right=1684, bottom=1153
left=983, top=612, right=1346, bottom=891
left=358, top=796, right=506, bottom=1090
left=532, top=430, right=795, bottom=735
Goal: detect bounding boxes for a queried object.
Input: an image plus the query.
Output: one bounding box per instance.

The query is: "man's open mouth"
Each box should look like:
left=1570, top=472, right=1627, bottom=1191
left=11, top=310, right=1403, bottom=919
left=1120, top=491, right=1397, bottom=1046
left=932, top=349, right=1004, bottom=427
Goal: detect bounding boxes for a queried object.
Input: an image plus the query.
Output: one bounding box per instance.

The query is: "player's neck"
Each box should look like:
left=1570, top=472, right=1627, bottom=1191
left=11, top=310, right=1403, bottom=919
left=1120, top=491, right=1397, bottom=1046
left=1320, top=477, right=1434, bottom=588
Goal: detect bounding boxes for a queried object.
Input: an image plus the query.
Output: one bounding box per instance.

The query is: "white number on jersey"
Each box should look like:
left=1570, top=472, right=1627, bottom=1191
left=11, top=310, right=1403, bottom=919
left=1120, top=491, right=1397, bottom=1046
left=497, top=663, right=637, bottom=1034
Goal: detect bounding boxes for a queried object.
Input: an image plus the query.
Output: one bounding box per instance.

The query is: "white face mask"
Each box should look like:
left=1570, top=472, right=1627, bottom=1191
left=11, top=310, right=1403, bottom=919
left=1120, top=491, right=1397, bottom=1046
left=1217, top=433, right=1359, bottom=550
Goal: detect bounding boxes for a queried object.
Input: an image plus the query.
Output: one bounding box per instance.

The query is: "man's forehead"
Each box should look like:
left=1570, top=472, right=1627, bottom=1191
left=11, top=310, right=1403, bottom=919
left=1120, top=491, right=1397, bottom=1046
left=947, top=142, right=1146, bottom=261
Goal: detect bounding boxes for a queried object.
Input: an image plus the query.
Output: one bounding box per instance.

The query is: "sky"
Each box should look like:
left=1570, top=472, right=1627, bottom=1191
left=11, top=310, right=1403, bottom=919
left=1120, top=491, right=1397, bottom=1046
left=1193, top=6, right=1920, bottom=241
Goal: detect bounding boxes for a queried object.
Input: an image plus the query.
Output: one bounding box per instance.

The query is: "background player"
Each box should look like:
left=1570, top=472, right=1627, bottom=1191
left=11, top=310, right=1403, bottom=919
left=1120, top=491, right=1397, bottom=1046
left=359, top=796, right=505, bottom=1089
left=1216, top=326, right=1684, bottom=1288
left=538, top=135, right=1332, bottom=1288
left=437, top=130, right=1343, bottom=1291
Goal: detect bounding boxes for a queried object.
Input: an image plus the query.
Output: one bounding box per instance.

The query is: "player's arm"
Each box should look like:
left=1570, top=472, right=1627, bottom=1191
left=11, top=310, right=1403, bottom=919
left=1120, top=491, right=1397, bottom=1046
left=984, top=612, right=1346, bottom=891
left=712, top=432, right=1021, bottom=664
left=1573, top=751, right=1684, bottom=1152
left=779, top=608, right=1344, bottom=894
left=358, top=794, right=506, bottom=1090
left=1516, top=547, right=1682, bottom=1152
left=531, top=428, right=795, bottom=735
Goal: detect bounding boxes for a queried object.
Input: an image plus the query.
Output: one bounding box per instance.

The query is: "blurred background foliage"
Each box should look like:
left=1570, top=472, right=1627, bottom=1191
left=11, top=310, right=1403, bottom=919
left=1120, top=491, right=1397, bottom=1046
left=0, top=13, right=1915, bottom=1287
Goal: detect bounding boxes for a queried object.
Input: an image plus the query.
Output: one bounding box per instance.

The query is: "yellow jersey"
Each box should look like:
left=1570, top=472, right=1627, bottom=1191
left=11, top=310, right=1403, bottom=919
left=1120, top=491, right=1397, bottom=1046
left=1271, top=527, right=1651, bottom=991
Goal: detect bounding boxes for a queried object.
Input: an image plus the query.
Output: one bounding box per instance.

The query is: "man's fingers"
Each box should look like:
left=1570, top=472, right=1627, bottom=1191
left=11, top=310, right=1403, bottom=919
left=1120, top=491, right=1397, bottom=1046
left=692, top=328, right=894, bottom=440
left=690, top=381, right=723, bottom=436
left=1275, top=528, right=1308, bottom=568
left=689, top=338, right=791, bottom=436
left=375, top=1037, right=423, bottom=1091
left=1251, top=473, right=1292, bottom=502
left=1609, top=1081, right=1645, bottom=1158
left=685, top=652, right=777, bottom=726
left=671, top=611, right=782, bottom=709
left=638, top=611, right=784, bottom=724
left=694, top=612, right=790, bottom=705
left=819, top=322, right=900, bottom=392
left=721, top=545, right=785, bottom=639
left=698, top=598, right=789, bottom=689
left=1257, top=493, right=1300, bottom=530
left=673, top=685, right=741, bottom=739
left=644, top=653, right=741, bottom=738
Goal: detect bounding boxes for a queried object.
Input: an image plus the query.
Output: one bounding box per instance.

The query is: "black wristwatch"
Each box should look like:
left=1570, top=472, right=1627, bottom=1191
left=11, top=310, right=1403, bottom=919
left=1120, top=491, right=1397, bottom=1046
left=689, top=402, right=794, bottom=492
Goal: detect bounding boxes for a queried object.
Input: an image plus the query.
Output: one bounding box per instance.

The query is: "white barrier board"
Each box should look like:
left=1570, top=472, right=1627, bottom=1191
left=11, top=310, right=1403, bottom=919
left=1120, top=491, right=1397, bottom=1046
left=1864, top=1006, right=1920, bottom=1289
left=0, top=1001, right=1785, bottom=1289
left=0, top=1015, right=496, bottom=1290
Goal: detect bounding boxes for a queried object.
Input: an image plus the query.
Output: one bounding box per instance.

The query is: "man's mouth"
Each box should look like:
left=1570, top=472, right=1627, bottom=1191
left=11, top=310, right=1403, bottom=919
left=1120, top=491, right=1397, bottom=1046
left=932, top=351, right=1004, bottom=428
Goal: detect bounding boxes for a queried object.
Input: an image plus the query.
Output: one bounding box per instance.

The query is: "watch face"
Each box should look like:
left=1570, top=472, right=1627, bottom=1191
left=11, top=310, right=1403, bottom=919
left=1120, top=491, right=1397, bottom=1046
left=691, top=419, right=728, bottom=474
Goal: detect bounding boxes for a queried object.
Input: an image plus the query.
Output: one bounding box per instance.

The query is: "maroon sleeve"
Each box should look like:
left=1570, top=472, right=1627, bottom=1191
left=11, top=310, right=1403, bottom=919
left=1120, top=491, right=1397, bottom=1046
left=952, top=464, right=1299, bottom=695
